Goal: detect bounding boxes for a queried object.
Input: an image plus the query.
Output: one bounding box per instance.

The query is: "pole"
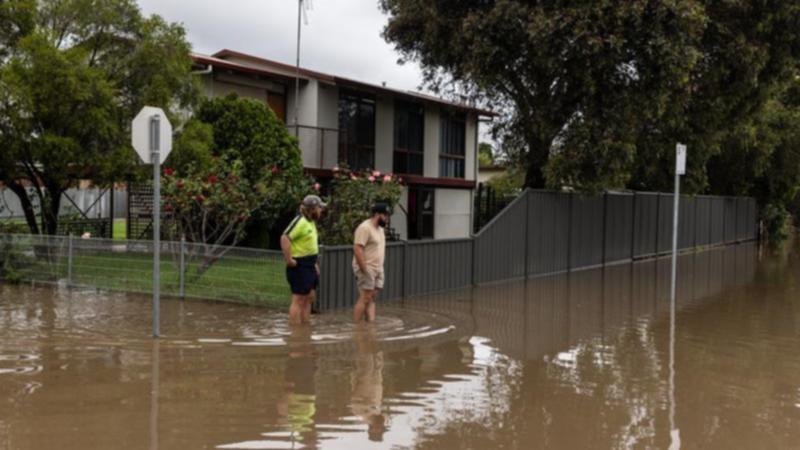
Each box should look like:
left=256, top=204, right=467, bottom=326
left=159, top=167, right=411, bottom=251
left=669, top=143, right=685, bottom=450
left=294, top=0, right=302, bottom=127
left=151, top=114, right=161, bottom=338
left=179, top=235, right=185, bottom=300
left=67, top=233, right=73, bottom=286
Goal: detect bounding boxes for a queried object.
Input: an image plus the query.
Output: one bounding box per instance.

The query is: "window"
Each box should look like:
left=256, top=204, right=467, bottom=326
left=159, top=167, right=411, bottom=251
left=407, top=187, right=435, bottom=239
left=266, top=92, right=286, bottom=123
left=439, top=111, right=466, bottom=178
left=338, top=91, right=375, bottom=170
left=393, top=101, right=425, bottom=175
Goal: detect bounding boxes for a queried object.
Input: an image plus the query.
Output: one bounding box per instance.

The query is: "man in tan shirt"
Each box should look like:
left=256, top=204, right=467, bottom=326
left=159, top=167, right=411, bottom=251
left=352, top=203, right=389, bottom=322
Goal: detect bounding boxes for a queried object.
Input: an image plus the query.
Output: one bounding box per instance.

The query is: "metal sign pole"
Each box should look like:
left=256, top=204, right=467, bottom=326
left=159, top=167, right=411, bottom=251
left=151, top=115, right=161, bottom=338
left=669, top=143, right=686, bottom=450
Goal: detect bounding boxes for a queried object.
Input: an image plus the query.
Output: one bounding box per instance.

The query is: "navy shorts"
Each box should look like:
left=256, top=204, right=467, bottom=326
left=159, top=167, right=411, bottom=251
left=286, top=255, right=319, bottom=295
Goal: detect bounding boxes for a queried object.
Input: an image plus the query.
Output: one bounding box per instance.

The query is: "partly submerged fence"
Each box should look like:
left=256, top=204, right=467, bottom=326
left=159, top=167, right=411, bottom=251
left=1, top=190, right=758, bottom=311
left=318, top=190, right=758, bottom=310
left=0, top=234, right=289, bottom=306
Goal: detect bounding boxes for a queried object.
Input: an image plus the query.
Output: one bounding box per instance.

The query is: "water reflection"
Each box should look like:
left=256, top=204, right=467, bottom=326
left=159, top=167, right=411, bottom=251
left=4, top=242, right=799, bottom=449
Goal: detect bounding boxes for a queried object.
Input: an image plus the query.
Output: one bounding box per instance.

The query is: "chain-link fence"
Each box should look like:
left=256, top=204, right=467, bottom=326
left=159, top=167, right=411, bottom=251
left=0, top=233, right=290, bottom=307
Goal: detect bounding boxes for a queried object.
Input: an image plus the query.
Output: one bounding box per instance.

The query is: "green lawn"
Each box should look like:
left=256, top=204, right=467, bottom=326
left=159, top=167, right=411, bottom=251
left=9, top=246, right=291, bottom=308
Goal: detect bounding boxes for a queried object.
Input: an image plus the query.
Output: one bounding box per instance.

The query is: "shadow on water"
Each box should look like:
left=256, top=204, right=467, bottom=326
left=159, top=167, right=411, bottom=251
left=4, top=242, right=800, bottom=449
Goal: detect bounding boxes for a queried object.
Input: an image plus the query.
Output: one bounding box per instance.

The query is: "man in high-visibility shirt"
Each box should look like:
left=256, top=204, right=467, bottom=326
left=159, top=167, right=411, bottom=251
left=281, top=195, right=326, bottom=325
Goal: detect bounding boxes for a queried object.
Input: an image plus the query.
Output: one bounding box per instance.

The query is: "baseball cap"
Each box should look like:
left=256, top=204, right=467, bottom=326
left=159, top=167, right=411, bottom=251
left=302, top=194, right=327, bottom=208
left=371, top=202, right=390, bottom=214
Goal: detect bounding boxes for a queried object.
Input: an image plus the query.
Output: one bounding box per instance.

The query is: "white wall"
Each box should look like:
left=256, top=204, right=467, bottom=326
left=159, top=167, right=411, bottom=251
left=375, top=95, right=394, bottom=173
left=434, top=189, right=472, bottom=239
left=317, top=84, right=339, bottom=129
left=390, top=187, right=409, bottom=240
left=285, top=79, right=319, bottom=127
left=465, top=113, right=477, bottom=181
left=423, top=105, right=441, bottom=178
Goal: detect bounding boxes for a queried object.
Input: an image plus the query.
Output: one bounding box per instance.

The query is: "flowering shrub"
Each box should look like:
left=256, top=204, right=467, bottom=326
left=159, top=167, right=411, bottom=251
left=319, top=166, right=404, bottom=245
left=163, top=94, right=311, bottom=274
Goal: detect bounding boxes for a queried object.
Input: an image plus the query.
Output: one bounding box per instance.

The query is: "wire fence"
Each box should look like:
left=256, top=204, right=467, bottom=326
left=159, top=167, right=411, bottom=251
left=0, top=233, right=290, bottom=307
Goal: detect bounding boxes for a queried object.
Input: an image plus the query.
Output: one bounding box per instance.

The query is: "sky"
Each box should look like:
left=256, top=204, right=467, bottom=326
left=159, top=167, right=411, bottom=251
left=135, top=0, right=427, bottom=93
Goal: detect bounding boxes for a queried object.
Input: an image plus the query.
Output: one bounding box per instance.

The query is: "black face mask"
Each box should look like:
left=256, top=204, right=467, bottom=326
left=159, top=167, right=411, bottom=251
left=377, top=218, right=387, bottom=228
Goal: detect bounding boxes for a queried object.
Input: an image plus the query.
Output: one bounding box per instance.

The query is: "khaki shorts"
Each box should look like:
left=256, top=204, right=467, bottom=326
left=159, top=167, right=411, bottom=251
left=353, top=267, right=384, bottom=291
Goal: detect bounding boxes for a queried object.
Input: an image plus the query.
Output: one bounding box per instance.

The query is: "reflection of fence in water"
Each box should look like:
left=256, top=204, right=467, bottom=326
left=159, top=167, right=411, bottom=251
left=401, top=243, right=758, bottom=361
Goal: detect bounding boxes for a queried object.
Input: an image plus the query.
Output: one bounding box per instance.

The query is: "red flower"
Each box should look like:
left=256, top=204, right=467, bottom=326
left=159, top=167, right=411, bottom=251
left=368, top=176, right=376, bottom=182
left=313, top=183, right=321, bottom=191
left=195, top=194, right=205, bottom=204
left=237, top=213, right=246, bottom=223
left=383, top=175, right=392, bottom=183
left=372, top=170, right=381, bottom=177
left=176, top=180, right=185, bottom=189
left=207, top=174, right=219, bottom=184
left=271, top=166, right=281, bottom=175
left=164, top=167, right=174, bottom=177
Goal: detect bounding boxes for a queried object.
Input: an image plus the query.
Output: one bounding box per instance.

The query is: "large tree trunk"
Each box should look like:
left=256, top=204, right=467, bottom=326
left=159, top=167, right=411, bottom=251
left=7, top=181, right=40, bottom=235
left=523, top=134, right=552, bottom=189
left=43, top=185, right=62, bottom=236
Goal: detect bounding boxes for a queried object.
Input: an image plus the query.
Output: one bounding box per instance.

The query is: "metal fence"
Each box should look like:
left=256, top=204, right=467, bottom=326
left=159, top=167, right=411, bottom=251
left=317, top=189, right=758, bottom=311
left=0, top=233, right=288, bottom=306
left=1, top=190, right=759, bottom=312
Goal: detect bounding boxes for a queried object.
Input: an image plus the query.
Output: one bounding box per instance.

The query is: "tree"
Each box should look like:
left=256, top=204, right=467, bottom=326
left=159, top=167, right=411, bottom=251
left=163, top=94, right=310, bottom=273
left=318, top=167, right=403, bottom=245
left=380, top=1, right=800, bottom=194
left=0, top=0, right=196, bottom=235
left=478, top=142, right=495, bottom=168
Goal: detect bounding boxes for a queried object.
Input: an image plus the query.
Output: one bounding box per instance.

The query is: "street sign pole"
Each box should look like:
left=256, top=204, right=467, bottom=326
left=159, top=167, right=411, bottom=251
left=151, top=114, right=161, bottom=338
left=669, top=142, right=686, bottom=450
left=132, top=106, right=172, bottom=338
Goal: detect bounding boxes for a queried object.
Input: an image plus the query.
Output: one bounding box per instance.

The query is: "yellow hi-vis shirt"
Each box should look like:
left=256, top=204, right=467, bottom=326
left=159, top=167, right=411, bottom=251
left=283, top=214, right=319, bottom=258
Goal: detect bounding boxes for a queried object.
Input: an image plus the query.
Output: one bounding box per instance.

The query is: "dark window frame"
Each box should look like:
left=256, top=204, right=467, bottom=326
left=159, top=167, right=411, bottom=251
left=407, top=186, right=435, bottom=240
left=338, top=90, right=376, bottom=170
left=439, top=111, right=467, bottom=178
left=393, top=100, right=425, bottom=175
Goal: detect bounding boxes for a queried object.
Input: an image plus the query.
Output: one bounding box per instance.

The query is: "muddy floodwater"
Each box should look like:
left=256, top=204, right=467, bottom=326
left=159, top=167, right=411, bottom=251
left=2, top=242, right=800, bottom=449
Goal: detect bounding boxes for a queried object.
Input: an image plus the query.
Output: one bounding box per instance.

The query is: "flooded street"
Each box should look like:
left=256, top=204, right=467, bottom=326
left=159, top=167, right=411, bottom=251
left=2, top=242, right=799, bottom=449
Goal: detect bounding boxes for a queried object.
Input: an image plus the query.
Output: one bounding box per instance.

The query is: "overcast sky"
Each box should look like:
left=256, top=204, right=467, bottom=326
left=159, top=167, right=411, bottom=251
left=136, top=0, right=426, bottom=93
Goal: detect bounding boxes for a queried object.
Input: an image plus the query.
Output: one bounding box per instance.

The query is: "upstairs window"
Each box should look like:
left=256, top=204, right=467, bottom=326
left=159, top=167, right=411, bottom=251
left=338, top=91, right=375, bottom=170
left=439, top=111, right=466, bottom=178
left=393, top=101, right=425, bottom=175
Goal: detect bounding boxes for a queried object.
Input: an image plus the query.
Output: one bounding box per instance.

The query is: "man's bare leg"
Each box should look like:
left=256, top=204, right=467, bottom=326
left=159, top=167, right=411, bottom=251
left=366, top=290, right=377, bottom=322
left=303, top=290, right=315, bottom=323
left=289, top=294, right=305, bottom=325
left=353, top=289, right=373, bottom=322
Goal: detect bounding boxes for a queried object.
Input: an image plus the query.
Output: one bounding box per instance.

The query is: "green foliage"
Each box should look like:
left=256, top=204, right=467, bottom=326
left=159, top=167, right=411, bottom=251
left=0, top=0, right=197, bottom=235
left=319, top=167, right=403, bottom=245
left=478, top=142, right=494, bottom=168
left=167, top=94, right=310, bottom=232
left=382, top=0, right=800, bottom=242
left=486, top=166, right=525, bottom=199
left=761, top=203, right=790, bottom=245
left=163, top=94, right=310, bottom=271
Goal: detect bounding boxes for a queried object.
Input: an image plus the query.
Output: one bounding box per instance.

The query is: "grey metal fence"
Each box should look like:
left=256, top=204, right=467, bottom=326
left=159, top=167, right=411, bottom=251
left=0, top=233, right=288, bottom=306
left=316, top=189, right=758, bottom=311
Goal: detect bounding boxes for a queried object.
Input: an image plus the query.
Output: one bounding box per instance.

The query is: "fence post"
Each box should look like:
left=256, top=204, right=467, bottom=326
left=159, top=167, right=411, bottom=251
left=471, top=236, right=478, bottom=286
left=524, top=190, right=530, bottom=279
left=567, top=192, right=574, bottom=271
left=601, top=191, right=608, bottom=265
left=402, top=240, right=408, bottom=299
left=67, top=233, right=74, bottom=286
left=179, top=235, right=186, bottom=299
left=630, top=192, right=637, bottom=260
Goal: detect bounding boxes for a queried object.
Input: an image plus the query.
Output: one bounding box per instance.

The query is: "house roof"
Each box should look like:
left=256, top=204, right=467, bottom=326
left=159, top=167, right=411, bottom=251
left=192, top=49, right=495, bottom=117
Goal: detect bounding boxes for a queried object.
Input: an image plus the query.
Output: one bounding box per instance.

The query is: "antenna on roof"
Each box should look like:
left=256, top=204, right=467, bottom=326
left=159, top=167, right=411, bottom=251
left=294, top=0, right=314, bottom=127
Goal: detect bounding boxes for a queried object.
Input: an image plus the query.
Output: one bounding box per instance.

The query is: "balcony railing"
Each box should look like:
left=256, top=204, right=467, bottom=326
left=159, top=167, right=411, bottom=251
left=287, top=125, right=339, bottom=170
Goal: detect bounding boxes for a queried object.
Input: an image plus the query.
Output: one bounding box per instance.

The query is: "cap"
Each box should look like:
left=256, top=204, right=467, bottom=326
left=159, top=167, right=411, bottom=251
left=302, top=194, right=327, bottom=208
left=371, top=202, right=390, bottom=215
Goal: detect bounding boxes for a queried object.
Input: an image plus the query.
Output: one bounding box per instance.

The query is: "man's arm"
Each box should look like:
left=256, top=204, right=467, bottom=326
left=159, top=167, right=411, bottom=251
left=353, top=244, right=367, bottom=272
left=280, top=234, right=296, bottom=267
